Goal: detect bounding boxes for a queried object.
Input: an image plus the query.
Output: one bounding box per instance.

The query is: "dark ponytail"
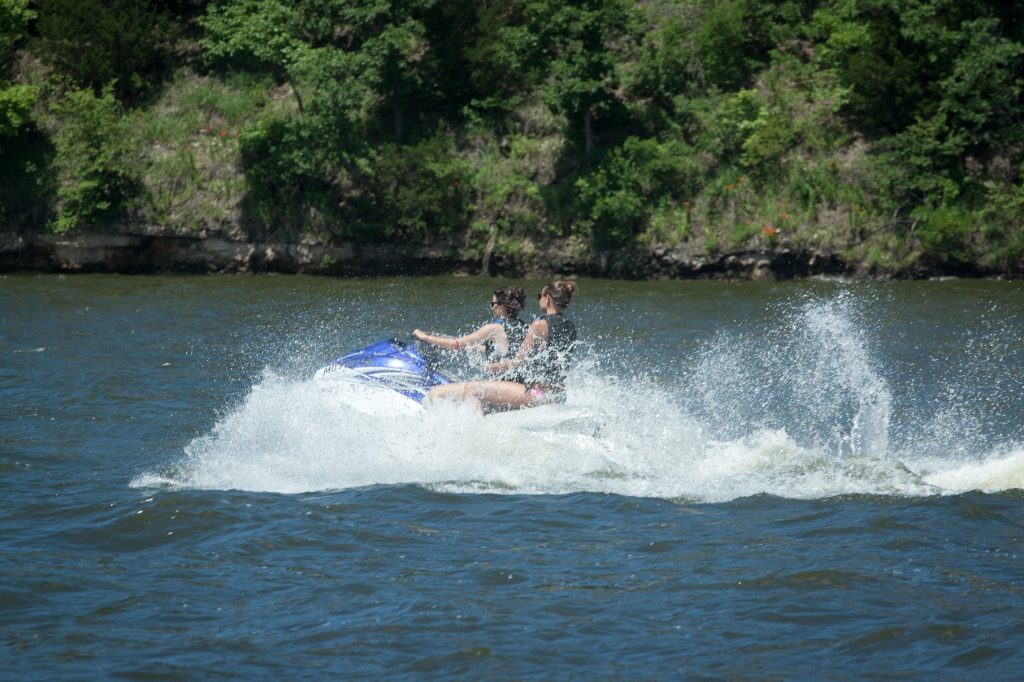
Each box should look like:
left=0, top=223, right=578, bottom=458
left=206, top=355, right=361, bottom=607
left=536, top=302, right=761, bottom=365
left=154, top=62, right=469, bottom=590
left=494, top=286, right=526, bottom=319
left=542, top=281, right=576, bottom=310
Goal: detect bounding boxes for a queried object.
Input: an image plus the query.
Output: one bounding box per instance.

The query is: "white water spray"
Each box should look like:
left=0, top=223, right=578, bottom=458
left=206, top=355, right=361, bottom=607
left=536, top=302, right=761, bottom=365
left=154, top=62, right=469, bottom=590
left=133, top=293, right=1023, bottom=500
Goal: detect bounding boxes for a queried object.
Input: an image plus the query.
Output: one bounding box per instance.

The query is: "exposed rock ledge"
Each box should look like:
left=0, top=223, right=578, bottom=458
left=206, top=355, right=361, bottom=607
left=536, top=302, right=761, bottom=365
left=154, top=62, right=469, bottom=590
left=0, top=231, right=849, bottom=279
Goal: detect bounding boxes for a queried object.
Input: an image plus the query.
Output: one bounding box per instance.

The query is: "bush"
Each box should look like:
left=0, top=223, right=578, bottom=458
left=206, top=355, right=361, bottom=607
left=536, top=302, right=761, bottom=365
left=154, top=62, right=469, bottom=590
left=50, top=87, right=139, bottom=233
left=369, top=130, right=470, bottom=242
left=978, top=170, right=1024, bottom=272
left=466, top=130, right=552, bottom=245
left=0, top=82, right=35, bottom=138
left=235, top=113, right=347, bottom=239
left=35, top=0, right=179, bottom=103
left=693, top=0, right=784, bottom=90
left=1, top=0, right=34, bottom=73
left=912, top=204, right=974, bottom=266
left=0, top=125, right=55, bottom=230
left=577, top=136, right=701, bottom=248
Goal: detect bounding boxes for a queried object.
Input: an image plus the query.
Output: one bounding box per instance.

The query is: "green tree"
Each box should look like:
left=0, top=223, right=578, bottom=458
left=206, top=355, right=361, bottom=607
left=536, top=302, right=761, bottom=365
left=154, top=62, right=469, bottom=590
left=201, top=0, right=460, bottom=137
left=0, top=82, right=34, bottom=139
left=369, top=130, right=470, bottom=241
left=456, top=0, right=637, bottom=157
left=50, top=87, right=139, bottom=233
left=812, top=0, right=1023, bottom=267
left=1, top=0, right=33, bottom=71
left=814, top=0, right=1024, bottom=140
left=35, top=0, right=181, bottom=103
left=577, top=136, right=701, bottom=248
left=1, top=0, right=46, bottom=230
left=203, top=0, right=479, bottom=238
left=1, top=0, right=36, bottom=142
left=532, top=0, right=635, bottom=157
left=462, top=1, right=542, bottom=114
left=624, top=6, right=701, bottom=113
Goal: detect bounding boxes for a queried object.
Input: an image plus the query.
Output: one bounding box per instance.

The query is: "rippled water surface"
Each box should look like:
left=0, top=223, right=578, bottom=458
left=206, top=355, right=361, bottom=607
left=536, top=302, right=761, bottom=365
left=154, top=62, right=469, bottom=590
left=3, top=274, right=1023, bottom=679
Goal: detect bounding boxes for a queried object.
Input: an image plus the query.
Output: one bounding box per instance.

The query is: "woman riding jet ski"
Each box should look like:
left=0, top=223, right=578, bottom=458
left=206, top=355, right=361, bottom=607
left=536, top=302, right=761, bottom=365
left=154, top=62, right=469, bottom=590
left=315, top=282, right=577, bottom=415
left=420, top=281, right=578, bottom=413
left=314, top=286, right=528, bottom=412
left=412, top=286, right=528, bottom=372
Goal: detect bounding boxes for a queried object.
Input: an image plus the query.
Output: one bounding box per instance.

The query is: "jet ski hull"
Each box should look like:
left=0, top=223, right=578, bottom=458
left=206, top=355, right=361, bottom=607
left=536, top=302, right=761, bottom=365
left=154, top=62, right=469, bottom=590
left=314, top=338, right=450, bottom=411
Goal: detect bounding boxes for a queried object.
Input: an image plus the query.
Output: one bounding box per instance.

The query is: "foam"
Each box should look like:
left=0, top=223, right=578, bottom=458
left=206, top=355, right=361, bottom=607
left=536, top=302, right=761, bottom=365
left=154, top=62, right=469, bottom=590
left=132, top=293, right=1023, bottom=501
left=917, top=447, right=1024, bottom=493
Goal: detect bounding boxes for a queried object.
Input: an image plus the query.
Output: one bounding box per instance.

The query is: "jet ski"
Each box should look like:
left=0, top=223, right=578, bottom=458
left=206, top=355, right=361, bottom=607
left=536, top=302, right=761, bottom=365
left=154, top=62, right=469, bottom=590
left=314, top=338, right=451, bottom=414
left=314, top=338, right=598, bottom=432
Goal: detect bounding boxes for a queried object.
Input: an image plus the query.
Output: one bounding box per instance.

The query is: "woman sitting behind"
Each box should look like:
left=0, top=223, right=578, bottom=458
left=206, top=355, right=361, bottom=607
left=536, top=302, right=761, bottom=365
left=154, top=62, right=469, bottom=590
left=412, top=286, right=528, bottom=367
left=424, top=280, right=577, bottom=413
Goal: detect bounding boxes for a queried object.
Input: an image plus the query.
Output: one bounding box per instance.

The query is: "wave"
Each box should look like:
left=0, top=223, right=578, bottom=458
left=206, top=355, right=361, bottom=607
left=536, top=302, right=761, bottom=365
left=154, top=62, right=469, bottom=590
left=132, top=292, right=1024, bottom=501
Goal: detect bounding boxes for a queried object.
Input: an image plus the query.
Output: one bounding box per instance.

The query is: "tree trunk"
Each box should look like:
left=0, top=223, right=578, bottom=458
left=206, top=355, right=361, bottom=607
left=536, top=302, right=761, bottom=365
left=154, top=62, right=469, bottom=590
left=481, top=225, right=497, bottom=276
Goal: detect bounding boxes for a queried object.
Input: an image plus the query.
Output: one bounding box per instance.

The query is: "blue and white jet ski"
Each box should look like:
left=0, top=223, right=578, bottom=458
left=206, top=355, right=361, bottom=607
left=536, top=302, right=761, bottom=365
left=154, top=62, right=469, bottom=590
left=314, top=338, right=451, bottom=414
left=315, top=338, right=597, bottom=433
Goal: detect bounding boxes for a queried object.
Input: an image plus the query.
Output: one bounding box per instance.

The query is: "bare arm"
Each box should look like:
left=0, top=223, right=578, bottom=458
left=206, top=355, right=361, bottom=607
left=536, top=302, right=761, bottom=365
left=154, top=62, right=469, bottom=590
left=486, top=318, right=548, bottom=373
left=413, top=323, right=500, bottom=351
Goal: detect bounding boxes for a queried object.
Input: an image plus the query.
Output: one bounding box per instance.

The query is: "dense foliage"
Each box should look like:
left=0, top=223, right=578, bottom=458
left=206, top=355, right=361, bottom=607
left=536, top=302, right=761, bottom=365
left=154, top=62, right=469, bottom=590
left=2, top=0, right=1022, bottom=274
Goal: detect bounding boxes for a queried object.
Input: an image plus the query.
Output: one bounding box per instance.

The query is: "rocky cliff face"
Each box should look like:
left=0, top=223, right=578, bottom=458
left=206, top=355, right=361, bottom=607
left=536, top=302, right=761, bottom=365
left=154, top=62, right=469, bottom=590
left=0, top=231, right=850, bottom=279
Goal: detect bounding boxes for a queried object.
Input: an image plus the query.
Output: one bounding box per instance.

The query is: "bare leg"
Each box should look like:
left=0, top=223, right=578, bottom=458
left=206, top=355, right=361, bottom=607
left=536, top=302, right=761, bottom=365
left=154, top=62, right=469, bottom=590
left=426, top=380, right=532, bottom=413
left=426, top=382, right=485, bottom=412
left=466, top=381, right=534, bottom=412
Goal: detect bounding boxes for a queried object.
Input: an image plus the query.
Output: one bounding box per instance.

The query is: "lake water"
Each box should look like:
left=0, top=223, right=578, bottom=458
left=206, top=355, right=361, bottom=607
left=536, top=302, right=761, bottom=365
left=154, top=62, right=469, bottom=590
left=3, top=274, right=1023, bottom=679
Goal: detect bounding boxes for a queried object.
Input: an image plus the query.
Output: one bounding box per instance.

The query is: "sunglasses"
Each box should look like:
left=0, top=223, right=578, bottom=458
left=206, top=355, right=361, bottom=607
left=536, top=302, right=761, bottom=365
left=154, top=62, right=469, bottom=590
left=537, top=292, right=547, bottom=300
left=489, top=301, right=500, bottom=307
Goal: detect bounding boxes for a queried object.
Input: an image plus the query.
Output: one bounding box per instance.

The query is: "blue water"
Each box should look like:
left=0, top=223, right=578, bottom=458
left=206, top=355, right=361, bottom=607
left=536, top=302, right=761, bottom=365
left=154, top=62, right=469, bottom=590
left=3, top=274, right=1024, bottom=679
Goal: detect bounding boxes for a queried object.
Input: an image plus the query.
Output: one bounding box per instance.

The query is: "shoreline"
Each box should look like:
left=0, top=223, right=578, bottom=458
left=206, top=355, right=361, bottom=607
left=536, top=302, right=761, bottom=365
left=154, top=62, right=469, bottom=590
left=0, top=231, right=1011, bottom=280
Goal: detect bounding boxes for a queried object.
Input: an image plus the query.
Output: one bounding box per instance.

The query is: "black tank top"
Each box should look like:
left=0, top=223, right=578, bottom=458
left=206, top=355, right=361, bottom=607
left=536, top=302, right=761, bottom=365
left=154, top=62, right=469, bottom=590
left=483, top=317, right=529, bottom=363
left=526, top=313, right=576, bottom=388
left=503, top=318, right=529, bottom=358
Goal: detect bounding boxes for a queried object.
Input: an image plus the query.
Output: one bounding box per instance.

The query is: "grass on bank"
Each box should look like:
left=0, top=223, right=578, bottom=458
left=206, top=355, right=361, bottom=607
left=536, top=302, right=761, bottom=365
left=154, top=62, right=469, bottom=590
left=34, top=66, right=1022, bottom=277
left=126, top=72, right=288, bottom=237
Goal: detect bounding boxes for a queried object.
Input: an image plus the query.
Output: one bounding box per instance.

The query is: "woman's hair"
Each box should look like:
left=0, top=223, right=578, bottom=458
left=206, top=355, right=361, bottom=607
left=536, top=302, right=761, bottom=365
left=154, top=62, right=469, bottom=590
left=494, top=286, right=526, bottom=319
left=541, top=280, right=576, bottom=310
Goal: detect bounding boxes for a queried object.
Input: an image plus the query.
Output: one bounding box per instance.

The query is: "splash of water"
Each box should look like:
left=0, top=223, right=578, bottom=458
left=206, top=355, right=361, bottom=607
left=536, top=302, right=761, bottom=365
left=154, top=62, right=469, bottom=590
left=682, top=292, right=892, bottom=463
left=133, top=293, right=1023, bottom=500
